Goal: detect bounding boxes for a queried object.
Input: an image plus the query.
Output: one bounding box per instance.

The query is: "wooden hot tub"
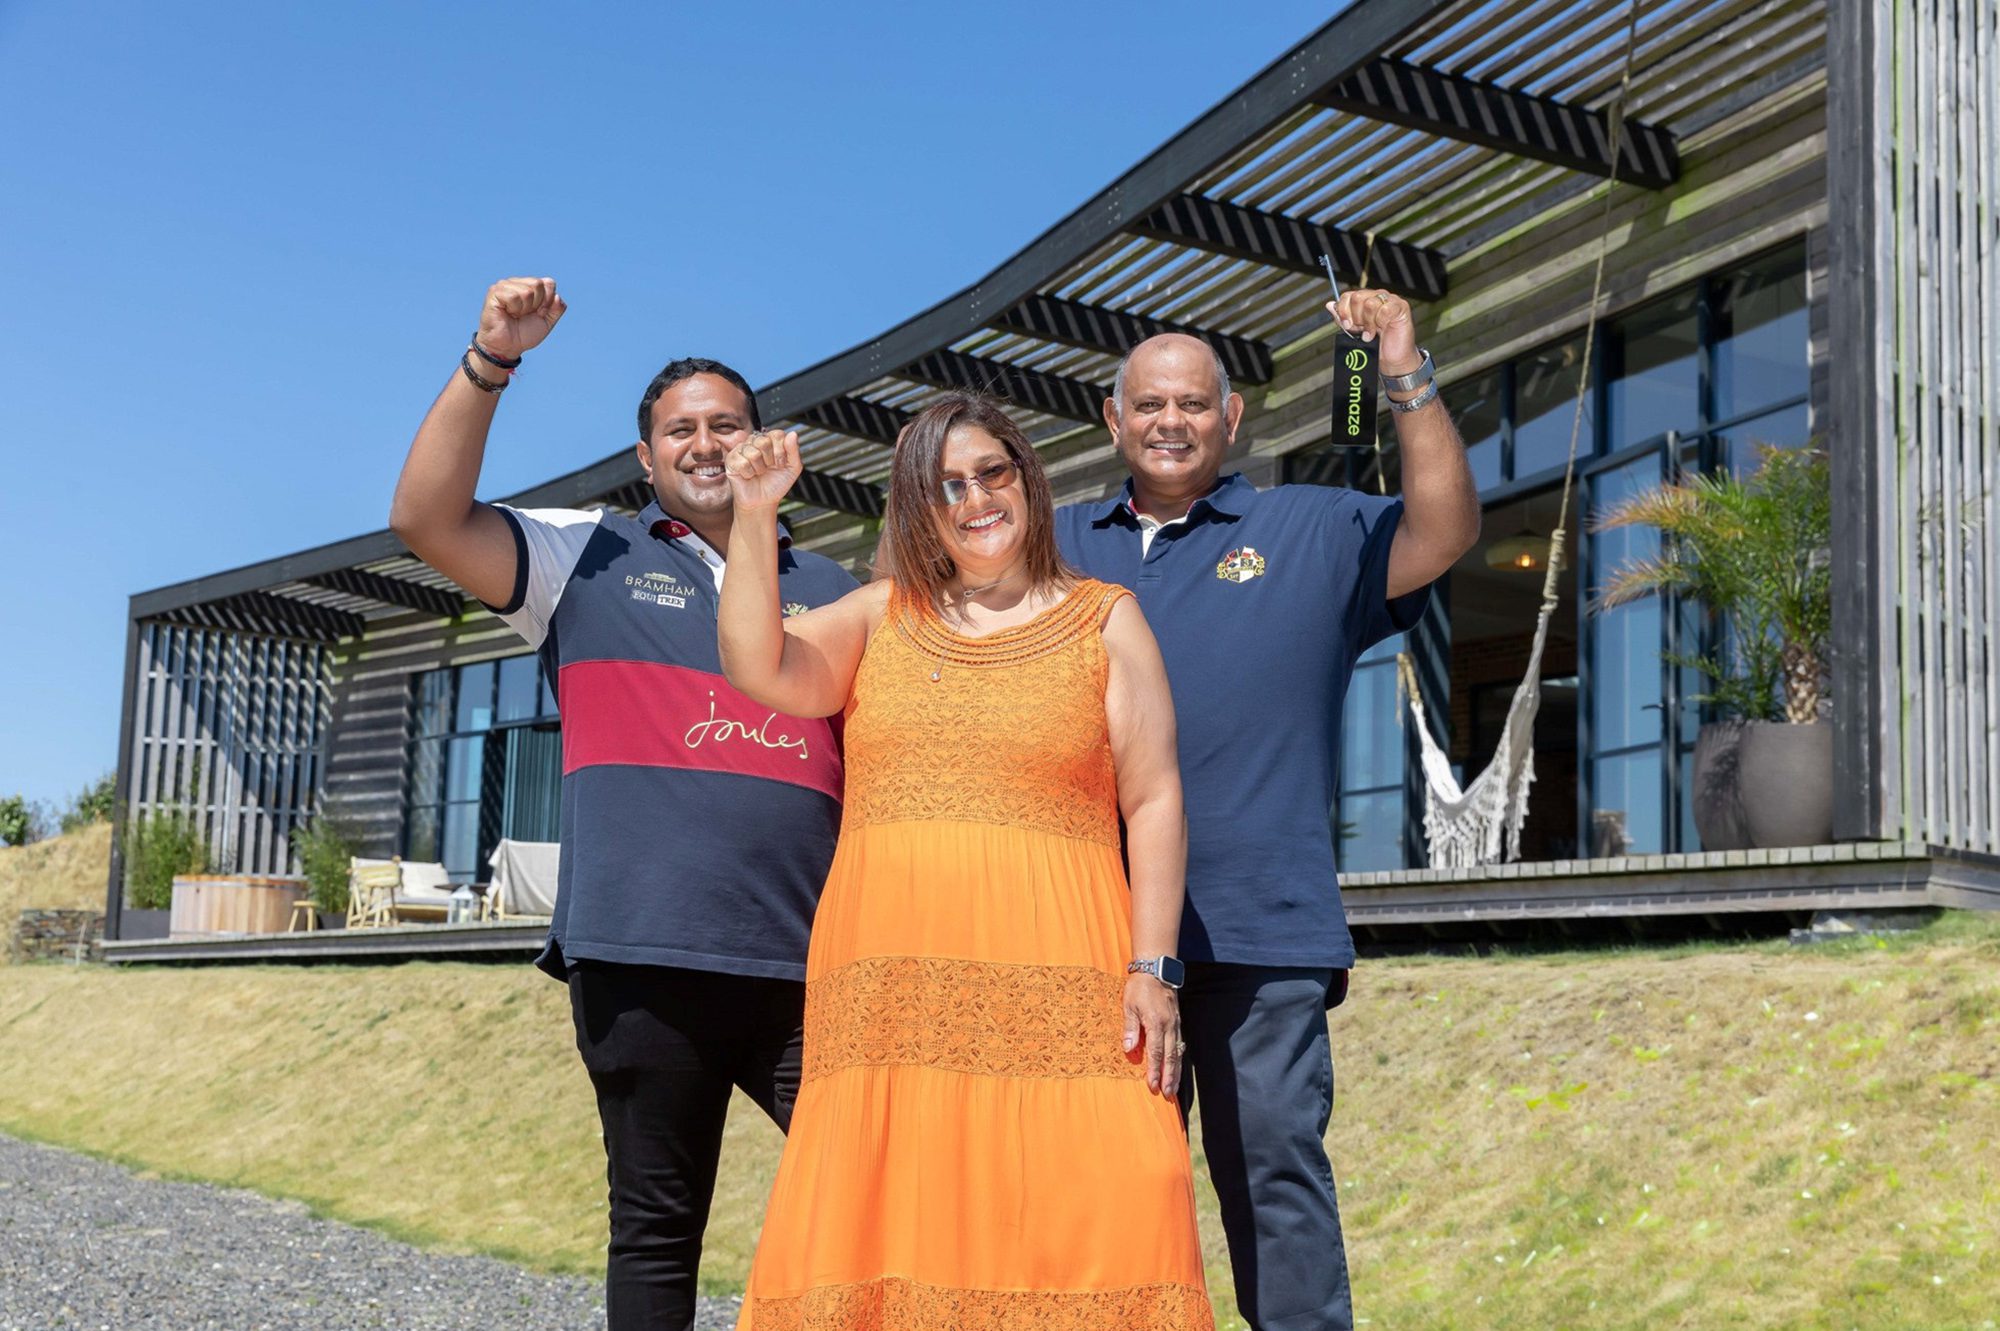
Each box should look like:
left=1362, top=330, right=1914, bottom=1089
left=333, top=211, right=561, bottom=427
left=168, top=875, right=307, bottom=938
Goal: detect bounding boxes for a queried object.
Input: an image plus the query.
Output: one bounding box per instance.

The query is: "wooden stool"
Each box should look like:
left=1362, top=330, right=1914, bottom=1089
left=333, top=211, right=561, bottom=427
left=287, top=894, right=318, bottom=932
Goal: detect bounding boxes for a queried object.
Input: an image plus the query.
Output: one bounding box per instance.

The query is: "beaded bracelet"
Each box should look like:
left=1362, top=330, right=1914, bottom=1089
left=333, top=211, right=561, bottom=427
left=468, top=339, right=523, bottom=370
left=459, top=350, right=508, bottom=394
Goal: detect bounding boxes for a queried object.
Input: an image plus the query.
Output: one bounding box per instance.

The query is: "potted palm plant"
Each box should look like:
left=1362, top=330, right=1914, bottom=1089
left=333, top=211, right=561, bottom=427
left=1592, top=445, right=1832, bottom=849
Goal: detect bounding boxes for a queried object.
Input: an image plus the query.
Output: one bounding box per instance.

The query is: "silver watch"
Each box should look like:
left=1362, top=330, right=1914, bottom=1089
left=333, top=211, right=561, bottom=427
left=1127, top=955, right=1186, bottom=989
left=1380, top=348, right=1435, bottom=393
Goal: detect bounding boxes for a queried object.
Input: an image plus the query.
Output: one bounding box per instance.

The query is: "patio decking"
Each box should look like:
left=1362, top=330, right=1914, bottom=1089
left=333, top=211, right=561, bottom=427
left=100, top=843, right=2000, bottom=964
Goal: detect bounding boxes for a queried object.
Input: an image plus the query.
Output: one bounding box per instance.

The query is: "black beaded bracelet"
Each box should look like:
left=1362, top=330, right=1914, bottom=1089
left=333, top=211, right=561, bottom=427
left=468, top=339, right=522, bottom=370
left=459, top=350, right=508, bottom=394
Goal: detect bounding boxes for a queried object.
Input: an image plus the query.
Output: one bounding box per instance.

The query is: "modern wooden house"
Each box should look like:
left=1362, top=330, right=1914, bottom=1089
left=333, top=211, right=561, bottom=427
left=104, top=0, right=2000, bottom=959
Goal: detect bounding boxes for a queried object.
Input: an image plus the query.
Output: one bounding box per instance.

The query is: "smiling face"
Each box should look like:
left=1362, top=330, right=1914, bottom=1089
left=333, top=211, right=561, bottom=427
left=930, top=423, right=1027, bottom=584
left=634, top=372, right=755, bottom=526
left=1105, top=334, right=1244, bottom=517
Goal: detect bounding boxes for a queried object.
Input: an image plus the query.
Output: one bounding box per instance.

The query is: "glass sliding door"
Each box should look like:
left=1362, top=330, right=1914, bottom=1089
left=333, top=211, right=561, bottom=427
left=1584, top=449, right=1670, bottom=857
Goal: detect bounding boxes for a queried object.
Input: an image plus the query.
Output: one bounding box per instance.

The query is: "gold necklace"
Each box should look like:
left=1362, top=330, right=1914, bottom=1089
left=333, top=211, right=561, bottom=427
left=931, top=570, right=1021, bottom=682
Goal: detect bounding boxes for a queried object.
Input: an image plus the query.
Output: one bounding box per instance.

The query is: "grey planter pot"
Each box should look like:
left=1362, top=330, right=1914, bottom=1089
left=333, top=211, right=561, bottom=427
left=1738, top=720, right=1834, bottom=848
left=1692, top=719, right=1834, bottom=851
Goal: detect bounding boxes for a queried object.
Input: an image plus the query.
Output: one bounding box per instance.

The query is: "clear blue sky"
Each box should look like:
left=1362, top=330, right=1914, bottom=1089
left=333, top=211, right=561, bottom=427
left=0, top=1, right=1344, bottom=814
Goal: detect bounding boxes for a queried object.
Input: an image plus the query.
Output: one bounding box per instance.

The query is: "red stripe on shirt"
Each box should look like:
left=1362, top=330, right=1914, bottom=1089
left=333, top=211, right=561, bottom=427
left=559, top=660, right=843, bottom=802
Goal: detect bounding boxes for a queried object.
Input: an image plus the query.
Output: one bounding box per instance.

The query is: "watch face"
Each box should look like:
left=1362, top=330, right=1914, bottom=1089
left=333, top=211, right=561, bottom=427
left=1158, top=956, right=1186, bottom=988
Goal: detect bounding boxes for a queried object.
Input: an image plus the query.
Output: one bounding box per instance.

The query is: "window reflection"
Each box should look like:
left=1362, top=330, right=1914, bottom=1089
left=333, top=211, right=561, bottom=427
left=1454, top=371, right=1504, bottom=491
left=455, top=660, right=495, bottom=732
left=1607, top=290, right=1699, bottom=449
left=1718, top=403, right=1811, bottom=473
left=1513, top=337, right=1591, bottom=478
left=1592, top=750, right=1663, bottom=856
left=1589, top=451, right=1667, bottom=854
left=1714, top=245, right=1808, bottom=419
left=1337, top=635, right=1406, bottom=872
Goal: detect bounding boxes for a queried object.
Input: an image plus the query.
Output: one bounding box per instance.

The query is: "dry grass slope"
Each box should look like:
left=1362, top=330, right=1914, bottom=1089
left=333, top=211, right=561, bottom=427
left=1, top=919, right=1996, bottom=1330
left=0, top=822, right=112, bottom=930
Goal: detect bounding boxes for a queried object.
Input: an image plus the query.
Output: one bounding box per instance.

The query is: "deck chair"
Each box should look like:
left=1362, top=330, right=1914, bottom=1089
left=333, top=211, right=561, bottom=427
left=345, top=859, right=402, bottom=929
left=390, top=860, right=454, bottom=923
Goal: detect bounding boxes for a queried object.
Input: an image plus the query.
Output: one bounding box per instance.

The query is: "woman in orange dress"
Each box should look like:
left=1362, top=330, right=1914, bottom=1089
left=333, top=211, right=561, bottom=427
left=717, top=393, right=1211, bottom=1329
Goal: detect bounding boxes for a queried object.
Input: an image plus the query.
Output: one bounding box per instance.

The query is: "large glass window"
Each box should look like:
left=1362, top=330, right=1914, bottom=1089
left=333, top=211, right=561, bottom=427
left=1713, top=252, right=1809, bottom=422
left=405, top=653, right=562, bottom=881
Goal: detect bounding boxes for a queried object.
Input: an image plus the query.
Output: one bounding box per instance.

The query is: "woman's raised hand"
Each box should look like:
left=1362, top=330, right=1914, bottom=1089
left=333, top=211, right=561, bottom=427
left=726, top=429, right=803, bottom=513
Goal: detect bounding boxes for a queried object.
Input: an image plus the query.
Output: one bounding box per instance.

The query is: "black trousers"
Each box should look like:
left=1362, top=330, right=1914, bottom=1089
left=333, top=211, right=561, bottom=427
left=1177, top=964, right=1351, bottom=1331
left=568, top=962, right=805, bottom=1331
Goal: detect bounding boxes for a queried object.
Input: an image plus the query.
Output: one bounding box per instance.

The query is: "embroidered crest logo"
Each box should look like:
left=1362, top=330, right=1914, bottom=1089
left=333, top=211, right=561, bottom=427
left=783, top=602, right=810, bottom=618
left=1215, top=547, right=1268, bottom=583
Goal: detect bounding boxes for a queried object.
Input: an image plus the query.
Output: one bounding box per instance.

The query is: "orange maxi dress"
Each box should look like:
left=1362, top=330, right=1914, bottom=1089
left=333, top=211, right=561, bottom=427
left=737, top=578, right=1212, bottom=1331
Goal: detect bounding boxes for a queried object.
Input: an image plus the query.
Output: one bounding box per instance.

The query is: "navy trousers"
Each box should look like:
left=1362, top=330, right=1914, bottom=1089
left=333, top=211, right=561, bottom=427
left=1178, top=964, right=1352, bottom=1331
left=568, top=962, right=805, bottom=1331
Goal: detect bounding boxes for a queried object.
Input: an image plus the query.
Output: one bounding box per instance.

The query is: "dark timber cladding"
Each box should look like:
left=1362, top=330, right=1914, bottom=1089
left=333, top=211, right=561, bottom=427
left=995, top=294, right=1274, bottom=385
left=900, top=349, right=1108, bottom=425
left=1316, top=57, right=1681, bottom=188
left=1825, top=0, right=1889, bottom=842
left=1132, top=194, right=1448, bottom=301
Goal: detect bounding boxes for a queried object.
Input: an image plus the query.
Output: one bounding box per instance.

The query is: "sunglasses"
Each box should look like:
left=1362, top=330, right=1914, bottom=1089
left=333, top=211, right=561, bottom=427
left=939, top=459, right=1020, bottom=507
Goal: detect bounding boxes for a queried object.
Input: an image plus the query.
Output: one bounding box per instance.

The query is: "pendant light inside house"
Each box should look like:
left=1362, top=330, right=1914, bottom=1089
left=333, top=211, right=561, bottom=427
left=1485, top=529, right=1552, bottom=573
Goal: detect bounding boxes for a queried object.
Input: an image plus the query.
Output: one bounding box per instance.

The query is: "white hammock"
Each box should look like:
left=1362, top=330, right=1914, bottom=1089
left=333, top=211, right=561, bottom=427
left=1394, top=535, right=1565, bottom=869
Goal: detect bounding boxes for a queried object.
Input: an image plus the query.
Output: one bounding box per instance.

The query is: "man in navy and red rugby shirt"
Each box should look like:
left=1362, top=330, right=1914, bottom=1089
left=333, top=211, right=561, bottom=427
left=391, top=277, right=856, bottom=1331
left=1056, top=289, right=1480, bottom=1331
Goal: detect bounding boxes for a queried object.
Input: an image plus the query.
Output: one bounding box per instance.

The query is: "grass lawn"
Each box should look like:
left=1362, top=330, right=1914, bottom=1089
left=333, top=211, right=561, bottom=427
left=2, top=915, right=1996, bottom=1329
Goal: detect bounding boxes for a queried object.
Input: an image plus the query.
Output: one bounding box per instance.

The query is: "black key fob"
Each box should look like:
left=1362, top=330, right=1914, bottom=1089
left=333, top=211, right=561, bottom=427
left=1331, top=326, right=1379, bottom=447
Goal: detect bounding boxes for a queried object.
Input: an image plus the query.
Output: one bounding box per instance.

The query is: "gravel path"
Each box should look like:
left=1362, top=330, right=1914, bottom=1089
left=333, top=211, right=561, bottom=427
left=0, top=1133, right=741, bottom=1330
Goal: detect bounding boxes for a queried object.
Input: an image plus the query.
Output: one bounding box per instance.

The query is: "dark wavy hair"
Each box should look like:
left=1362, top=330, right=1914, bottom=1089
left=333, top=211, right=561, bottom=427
left=636, top=357, right=761, bottom=439
left=875, top=393, right=1075, bottom=610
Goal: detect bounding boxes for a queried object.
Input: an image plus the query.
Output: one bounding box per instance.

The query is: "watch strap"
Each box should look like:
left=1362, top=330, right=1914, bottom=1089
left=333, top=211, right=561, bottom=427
left=1380, top=348, right=1435, bottom=393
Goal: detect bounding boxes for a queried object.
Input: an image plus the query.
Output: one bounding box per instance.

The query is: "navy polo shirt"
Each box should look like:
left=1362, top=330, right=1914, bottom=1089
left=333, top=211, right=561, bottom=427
left=487, top=499, right=858, bottom=982
left=1056, top=473, right=1428, bottom=969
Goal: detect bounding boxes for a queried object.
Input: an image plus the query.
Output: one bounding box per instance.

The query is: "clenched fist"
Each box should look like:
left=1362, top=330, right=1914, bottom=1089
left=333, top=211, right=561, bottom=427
left=477, top=278, right=568, bottom=361
left=725, top=430, right=803, bottom=513
left=1328, top=288, right=1420, bottom=377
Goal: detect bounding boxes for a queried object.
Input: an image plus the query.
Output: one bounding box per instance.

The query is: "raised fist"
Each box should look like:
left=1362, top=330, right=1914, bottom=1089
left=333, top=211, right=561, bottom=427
left=1328, top=288, right=1420, bottom=377
left=477, top=278, right=567, bottom=360
left=725, top=430, right=803, bottom=513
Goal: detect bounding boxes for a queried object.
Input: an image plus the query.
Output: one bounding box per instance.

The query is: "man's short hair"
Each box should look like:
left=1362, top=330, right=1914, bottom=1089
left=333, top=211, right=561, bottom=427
left=637, top=358, right=762, bottom=440
left=1111, top=338, right=1232, bottom=420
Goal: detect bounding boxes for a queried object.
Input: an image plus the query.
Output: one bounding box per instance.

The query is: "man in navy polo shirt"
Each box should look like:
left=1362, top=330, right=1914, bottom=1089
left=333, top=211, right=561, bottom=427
left=1056, top=290, right=1480, bottom=1331
left=390, top=277, right=856, bottom=1331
